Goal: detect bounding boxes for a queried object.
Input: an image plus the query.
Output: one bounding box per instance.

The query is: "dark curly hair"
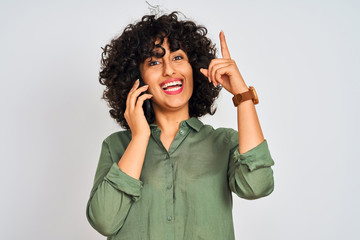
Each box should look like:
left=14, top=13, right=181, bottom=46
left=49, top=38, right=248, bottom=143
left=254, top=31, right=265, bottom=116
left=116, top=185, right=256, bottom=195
left=99, top=11, right=221, bottom=129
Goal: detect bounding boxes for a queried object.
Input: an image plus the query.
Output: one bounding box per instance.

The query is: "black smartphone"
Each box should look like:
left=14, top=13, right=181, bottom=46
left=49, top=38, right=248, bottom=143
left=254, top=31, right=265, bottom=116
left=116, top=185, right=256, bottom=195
left=138, top=78, right=154, bottom=123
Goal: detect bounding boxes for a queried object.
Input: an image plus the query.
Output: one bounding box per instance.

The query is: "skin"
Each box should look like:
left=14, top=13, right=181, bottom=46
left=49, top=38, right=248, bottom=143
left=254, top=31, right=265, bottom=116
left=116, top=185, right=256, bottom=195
left=140, top=38, right=193, bottom=115
left=138, top=38, right=194, bottom=151
left=200, top=31, right=264, bottom=153
left=118, top=31, right=264, bottom=180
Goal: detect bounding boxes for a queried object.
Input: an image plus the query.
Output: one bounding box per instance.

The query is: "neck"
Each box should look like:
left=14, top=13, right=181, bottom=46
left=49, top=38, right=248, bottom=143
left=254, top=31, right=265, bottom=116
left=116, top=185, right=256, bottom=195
left=152, top=105, right=190, bottom=134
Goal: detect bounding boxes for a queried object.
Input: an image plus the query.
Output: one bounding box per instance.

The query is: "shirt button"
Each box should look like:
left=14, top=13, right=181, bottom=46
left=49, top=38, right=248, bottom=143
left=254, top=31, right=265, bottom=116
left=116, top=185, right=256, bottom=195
left=167, top=216, right=172, bottom=221
left=166, top=184, right=172, bottom=189
left=179, top=129, right=184, bottom=135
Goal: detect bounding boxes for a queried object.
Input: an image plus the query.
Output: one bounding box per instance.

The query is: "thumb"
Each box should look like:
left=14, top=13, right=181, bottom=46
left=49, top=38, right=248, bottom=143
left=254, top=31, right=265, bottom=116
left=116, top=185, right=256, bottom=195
left=200, top=68, right=209, bottom=77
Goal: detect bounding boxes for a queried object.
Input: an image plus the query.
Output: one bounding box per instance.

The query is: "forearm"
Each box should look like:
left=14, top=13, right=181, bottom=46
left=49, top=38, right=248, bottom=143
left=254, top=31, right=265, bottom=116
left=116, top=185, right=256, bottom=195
left=117, top=135, right=149, bottom=180
left=235, top=86, right=264, bottom=154
left=86, top=137, right=145, bottom=236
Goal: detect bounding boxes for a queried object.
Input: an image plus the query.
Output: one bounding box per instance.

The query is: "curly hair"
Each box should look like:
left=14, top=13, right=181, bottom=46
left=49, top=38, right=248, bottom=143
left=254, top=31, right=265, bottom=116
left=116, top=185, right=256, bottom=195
left=99, top=11, right=221, bottom=129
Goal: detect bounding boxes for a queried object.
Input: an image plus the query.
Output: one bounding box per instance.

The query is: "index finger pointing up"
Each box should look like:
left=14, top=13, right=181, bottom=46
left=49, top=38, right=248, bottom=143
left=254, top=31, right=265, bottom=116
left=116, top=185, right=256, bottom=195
left=220, top=30, right=231, bottom=59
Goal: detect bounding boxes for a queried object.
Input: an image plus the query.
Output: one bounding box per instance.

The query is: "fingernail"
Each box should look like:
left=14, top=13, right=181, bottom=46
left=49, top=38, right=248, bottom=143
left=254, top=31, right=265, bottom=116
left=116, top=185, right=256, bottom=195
left=136, top=79, right=139, bottom=84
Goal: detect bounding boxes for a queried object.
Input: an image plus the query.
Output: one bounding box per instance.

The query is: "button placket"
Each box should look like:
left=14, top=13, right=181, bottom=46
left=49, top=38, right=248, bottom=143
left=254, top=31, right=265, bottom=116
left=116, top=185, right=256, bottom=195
left=165, top=152, right=174, bottom=225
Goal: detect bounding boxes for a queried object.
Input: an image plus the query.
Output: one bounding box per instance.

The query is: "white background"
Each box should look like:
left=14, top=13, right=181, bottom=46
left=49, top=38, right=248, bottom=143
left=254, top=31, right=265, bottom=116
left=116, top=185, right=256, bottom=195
left=1, top=0, right=359, bottom=239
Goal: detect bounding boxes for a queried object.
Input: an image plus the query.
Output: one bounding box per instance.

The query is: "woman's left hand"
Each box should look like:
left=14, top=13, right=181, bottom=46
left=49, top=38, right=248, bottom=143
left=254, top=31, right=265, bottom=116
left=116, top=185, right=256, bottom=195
left=200, top=31, right=248, bottom=94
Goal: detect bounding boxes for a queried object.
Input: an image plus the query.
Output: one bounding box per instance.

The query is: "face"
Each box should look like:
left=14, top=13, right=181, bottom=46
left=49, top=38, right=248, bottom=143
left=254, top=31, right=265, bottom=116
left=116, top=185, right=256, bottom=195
left=139, top=38, right=193, bottom=115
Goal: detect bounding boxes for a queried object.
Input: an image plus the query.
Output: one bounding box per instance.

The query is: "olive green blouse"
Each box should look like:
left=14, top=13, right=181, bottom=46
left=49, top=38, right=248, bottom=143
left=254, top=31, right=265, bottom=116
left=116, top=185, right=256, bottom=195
left=86, top=117, right=275, bottom=240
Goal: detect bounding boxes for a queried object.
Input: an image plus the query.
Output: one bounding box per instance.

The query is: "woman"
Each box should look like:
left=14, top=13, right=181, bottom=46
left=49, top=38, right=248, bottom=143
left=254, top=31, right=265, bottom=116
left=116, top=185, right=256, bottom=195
left=86, top=11, right=274, bottom=239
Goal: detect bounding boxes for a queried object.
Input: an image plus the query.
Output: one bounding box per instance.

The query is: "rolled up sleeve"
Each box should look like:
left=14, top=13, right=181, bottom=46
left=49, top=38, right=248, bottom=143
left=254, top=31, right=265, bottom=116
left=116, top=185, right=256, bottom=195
left=104, top=162, right=143, bottom=202
left=227, top=133, right=275, bottom=200
left=86, top=140, right=143, bottom=236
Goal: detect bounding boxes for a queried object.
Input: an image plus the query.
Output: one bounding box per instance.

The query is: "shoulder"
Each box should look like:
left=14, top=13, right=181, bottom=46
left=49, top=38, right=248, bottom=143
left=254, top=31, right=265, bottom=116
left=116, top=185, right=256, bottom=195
left=214, top=127, right=238, bottom=144
left=103, top=129, right=132, bottom=147
left=199, top=122, right=237, bottom=144
left=100, top=130, right=132, bottom=160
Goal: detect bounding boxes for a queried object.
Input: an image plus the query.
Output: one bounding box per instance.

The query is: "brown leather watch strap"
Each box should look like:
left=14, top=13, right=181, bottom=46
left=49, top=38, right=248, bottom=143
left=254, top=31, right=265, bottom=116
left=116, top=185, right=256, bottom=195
left=232, top=86, right=258, bottom=107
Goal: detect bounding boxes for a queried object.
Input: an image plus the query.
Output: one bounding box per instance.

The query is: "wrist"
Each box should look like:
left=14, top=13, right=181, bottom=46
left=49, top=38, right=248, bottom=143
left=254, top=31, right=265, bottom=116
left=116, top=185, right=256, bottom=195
left=232, top=83, right=248, bottom=95
left=232, top=86, right=259, bottom=106
left=131, top=133, right=150, bottom=142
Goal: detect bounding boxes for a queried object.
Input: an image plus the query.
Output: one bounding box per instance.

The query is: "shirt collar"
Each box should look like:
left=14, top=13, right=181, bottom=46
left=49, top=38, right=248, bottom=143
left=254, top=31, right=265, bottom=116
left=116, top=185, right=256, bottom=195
left=149, top=117, right=203, bottom=132
left=183, top=117, right=203, bottom=132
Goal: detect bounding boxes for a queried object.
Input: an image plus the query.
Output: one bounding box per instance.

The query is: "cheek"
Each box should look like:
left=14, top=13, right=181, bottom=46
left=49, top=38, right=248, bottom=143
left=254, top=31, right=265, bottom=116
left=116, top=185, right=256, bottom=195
left=141, top=71, right=155, bottom=85
left=186, top=67, right=194, bottom=89
left=140, top=71, right=149, bottom=84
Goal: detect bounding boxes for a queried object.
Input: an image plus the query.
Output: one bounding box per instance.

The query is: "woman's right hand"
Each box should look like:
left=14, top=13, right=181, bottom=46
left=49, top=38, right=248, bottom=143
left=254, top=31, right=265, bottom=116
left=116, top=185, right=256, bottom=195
left=124, top=79, right=153, bottom=138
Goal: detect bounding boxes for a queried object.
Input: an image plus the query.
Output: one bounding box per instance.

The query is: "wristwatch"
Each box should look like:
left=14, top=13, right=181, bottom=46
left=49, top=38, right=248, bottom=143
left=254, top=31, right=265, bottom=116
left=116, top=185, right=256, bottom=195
left=232, top=86, right=259, bottom=107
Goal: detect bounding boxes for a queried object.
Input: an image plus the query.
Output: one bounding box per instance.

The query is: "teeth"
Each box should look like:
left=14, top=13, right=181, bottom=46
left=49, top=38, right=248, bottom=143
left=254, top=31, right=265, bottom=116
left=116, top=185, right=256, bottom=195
left=164, top=86, right=181, bottom=92
left=161, top=80, right=182, bottom=89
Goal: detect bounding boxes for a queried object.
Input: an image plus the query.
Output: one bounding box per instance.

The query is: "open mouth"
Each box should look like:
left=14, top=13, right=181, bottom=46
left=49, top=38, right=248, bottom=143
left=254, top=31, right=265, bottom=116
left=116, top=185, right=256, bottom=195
left=160, top=79, right=184, bottom=95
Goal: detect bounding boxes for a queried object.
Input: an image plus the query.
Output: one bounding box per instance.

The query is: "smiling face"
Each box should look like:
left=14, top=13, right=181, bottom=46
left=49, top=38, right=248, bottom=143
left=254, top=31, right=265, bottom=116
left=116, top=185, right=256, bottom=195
left=139, top=38, right=193, bottom=116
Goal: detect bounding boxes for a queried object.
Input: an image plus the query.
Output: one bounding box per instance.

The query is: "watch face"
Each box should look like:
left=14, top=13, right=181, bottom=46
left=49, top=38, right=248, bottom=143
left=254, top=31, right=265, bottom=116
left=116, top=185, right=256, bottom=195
left=249, top=86, right=259, bottom=104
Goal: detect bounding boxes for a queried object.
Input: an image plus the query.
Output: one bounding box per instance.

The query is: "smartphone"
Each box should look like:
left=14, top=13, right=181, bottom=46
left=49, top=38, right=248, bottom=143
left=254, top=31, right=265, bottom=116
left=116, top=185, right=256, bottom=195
left=138, top=78, right=154, bottom=123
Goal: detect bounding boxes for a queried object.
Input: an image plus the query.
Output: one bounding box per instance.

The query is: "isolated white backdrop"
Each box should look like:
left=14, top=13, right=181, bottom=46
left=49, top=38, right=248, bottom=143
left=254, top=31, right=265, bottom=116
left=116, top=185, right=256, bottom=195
left=1, top=0, right=359, bottom=239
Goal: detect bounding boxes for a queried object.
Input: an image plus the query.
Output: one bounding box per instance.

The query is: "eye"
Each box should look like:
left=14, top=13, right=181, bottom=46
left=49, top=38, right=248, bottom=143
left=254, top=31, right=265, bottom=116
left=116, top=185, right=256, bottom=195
left=173, top=55, right=183, bottom=61
left=149, top=60, right=160, bottom=66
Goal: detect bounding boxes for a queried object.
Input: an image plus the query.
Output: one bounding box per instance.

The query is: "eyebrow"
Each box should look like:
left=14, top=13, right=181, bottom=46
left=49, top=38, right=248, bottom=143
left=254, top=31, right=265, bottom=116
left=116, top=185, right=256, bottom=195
left=150, top=50, right=164, bottom=58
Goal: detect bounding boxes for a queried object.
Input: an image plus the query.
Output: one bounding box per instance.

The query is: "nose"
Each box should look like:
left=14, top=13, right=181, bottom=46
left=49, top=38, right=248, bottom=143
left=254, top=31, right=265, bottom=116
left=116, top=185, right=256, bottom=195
left=162, top=59, right=175, bottom=76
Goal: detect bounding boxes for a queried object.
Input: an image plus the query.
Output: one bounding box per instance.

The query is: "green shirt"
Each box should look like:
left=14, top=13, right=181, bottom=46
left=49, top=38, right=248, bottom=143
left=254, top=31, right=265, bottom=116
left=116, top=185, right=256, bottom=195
left=86, top=117, right=275, bottom=240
